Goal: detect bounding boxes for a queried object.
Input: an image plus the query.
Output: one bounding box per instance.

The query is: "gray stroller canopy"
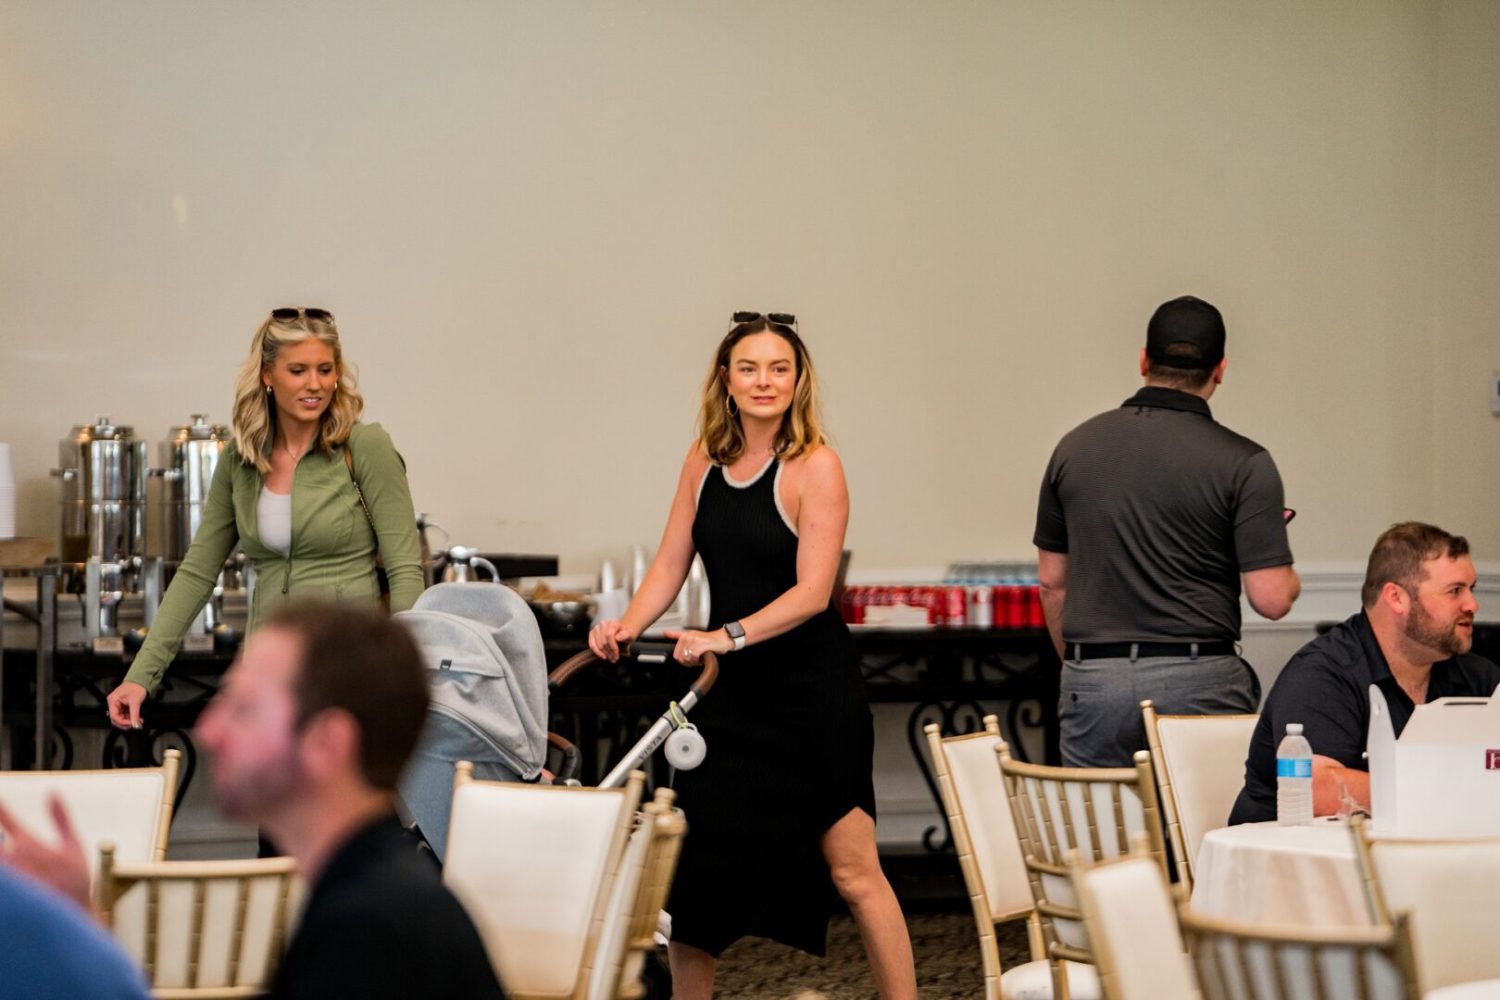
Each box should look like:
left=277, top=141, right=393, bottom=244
left=395, top=582, right=550, bottom=856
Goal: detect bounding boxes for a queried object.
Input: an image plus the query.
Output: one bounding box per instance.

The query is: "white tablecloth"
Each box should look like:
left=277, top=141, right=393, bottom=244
left=1190, top=818, right=1371, bottom=926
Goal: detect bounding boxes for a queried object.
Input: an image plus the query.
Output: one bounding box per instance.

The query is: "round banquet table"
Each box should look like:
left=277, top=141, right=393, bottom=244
left=1190, top=818, right=1372, bottom=927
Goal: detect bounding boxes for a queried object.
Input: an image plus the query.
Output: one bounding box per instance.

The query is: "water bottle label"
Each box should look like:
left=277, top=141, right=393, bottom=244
left=1276, top=758, right=1312, bottom=779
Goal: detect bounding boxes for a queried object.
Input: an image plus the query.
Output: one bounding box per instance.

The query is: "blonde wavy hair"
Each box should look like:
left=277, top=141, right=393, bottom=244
left=697, top=315, right=826, bottom=464
left=230, top=309, right=364, bottom=473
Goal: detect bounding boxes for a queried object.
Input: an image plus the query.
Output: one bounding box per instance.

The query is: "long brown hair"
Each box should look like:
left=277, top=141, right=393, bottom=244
left=696, top=315, right=826, bottom=464
left=231, top=311, right=364, bottom=473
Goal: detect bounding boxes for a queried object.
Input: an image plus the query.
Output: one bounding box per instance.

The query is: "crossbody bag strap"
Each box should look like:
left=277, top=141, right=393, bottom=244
left=343, top=444, right=377, bottom=532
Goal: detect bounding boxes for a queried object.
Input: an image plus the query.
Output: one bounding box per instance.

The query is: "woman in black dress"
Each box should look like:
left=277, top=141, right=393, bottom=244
left=588, top=313, right=916, bottom=999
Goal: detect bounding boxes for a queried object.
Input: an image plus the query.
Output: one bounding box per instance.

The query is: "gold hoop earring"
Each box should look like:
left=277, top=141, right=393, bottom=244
left=725, top=394, right=739, bottom=417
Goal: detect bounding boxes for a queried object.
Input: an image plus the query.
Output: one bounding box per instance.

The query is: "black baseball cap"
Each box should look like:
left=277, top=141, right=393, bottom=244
left=1146, top=296, right=1225, bottom=370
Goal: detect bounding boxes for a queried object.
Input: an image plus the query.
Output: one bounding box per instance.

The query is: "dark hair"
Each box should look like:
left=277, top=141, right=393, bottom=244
left=1146, top=343, right=1215, bottom=390
left=1360, top=522, right=1470, bottom=609
left=261, top=601, right=429, bottom=791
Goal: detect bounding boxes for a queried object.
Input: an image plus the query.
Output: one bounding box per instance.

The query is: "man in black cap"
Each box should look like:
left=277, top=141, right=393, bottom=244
left=1034, top=296, right=1301, bottom=767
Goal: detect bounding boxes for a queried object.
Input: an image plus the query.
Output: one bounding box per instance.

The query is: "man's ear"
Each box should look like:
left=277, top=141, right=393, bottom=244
left=1138, top=348, right=1151, bottom=377
left=298, top=709, right=361, bottom=782
left=1381, top=581, right=1411, bottom=617
left=1212, top=357, right=1228, bottom=385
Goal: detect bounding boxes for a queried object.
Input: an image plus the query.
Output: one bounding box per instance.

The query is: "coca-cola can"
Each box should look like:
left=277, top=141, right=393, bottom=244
left=838, top=586, right=858, bottom=623
left=1006, top=585, right=1027, bottom=629
left=1025, top=585, right=1045, bottom=628
left=969, top=585, right=994, bottom=628
left=943, top=585, right=967, bottom=627
left=889, top=586, right=912, bottom=608
left=850, top=586, right=870, bottom=624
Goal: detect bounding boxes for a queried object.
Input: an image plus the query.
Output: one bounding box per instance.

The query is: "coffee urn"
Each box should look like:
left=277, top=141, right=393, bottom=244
left=152, top=414, right=231, bottom=561
left=52, top=417, right=147, bottom=566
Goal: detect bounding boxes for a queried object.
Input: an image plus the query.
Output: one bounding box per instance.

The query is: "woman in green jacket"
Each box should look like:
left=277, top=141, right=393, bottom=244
left=106, top=307, right=423, bottom=729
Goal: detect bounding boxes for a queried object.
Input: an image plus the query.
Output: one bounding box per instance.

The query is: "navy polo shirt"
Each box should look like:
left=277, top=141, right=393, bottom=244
left=1229, top=611, right=1500, bottom=824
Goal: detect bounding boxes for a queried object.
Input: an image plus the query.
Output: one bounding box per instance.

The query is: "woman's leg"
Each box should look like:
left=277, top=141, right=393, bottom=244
left=668, top=941, right=717, bottom=1000
left=821, top=808, right=917, bottom=1000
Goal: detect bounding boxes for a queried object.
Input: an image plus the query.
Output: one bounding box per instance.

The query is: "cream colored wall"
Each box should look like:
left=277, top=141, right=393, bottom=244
left=1431, top=0, right=1500, bottom=551
left=1, top=1, right=1494, bottom=575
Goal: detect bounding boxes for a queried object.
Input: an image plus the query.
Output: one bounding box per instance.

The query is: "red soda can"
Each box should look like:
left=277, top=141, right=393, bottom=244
left=1006, top=585, right=1027, bottom=629
left=943, top=585, right=967, bottom=627
left=991, top=585, right=1013, bottom=627
left=850, top=586, right=870, bottom=624
left=1026, top=585, right=1045, bottom=628
left=919, top=586, right=943, bottom=625
left=838, top=586, right=857, bottom=623
left=889, top=586, right=911, bottom=609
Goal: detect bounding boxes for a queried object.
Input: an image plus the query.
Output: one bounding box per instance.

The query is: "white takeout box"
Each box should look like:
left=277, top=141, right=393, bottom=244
left=1367, top=683, right=1500, bottom=836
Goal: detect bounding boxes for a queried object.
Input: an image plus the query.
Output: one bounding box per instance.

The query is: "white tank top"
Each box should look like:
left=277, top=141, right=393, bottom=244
left=257, top=487, right=292, bottom=556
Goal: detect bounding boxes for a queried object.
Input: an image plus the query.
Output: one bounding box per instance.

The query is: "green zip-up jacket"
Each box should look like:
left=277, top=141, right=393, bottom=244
left=124, top=422, right=423, bottom=693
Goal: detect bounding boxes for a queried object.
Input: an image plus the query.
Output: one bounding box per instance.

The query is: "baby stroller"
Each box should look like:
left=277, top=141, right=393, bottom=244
left=396, top=581, right=717, bottom=860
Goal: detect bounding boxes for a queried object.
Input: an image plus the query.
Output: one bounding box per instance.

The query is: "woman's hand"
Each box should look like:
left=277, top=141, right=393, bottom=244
left=663, top=628, right=732, bottom=666
left=588, top=620, right=638, bottom=662
left=105, top=681, right=148, bottom=730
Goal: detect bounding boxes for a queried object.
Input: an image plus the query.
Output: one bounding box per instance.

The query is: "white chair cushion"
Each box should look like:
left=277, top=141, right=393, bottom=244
left=1077, top=857, right=1196, bottom=1000
left=1370, top=838, right=1500, bottom=991
left=945, top=732, right=1033, bottom=919
left=445, top=782, right=632, bottom=998
left=0, top=770, right=166, bottom=874
left=1156, top=715, right=1257, bottom=871
left=1000, top=959, right=1100, bottom=1000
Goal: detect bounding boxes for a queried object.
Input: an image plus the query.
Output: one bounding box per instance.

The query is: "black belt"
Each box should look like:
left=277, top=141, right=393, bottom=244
left=1069, top=641, right=1235, bottom=661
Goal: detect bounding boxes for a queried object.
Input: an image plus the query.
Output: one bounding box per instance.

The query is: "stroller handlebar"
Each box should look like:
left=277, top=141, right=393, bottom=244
left=548, top=644, right=719, bottom=699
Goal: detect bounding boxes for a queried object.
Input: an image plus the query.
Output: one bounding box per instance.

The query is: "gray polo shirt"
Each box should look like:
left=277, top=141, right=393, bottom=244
left=1034, top=386, right=1293, bottom=644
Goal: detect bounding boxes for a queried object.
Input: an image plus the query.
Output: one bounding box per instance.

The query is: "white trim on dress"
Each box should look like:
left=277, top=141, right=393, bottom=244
left=772, top=462, right=798, bottom=537
left=720, top=455, right=776, bottom=489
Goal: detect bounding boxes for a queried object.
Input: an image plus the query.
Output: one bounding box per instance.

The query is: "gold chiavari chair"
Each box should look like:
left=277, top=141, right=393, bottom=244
left=997, top=745, right=1167, bottom=1000
left=1178, top=904, right=1420, bottom=1000
left=97, top=844, right=304, bottom=998
left=925, top=717, right=1081, bottom=999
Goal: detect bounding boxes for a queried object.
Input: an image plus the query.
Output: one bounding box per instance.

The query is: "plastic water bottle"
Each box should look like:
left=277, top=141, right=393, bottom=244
left=1276, top=723, right=1314, bottom=826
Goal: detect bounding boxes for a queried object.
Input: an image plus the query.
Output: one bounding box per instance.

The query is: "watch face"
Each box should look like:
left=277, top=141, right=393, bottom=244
left=725, top=621, right=745, bottom=639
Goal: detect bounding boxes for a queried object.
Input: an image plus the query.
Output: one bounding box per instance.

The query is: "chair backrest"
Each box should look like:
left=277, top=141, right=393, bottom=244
left=997, top=743, right=1167, bottom=996
left=1179, top=904, right=1421, bottom=1000
left=444, top=762, right=645, bottom=1000
left=1070, top=846, right=1198, bottom=1000
left=1142, top=701, right=1258, bottom=891
left=585, top=788, right=686, bottom=1000
left=97, top=845, right=304, bottom=998
left=924, top=717, right=1042, bottom=999
left=0, top=749, right=180, bottom=873
left=1349, top=817, right=1500, bottom=991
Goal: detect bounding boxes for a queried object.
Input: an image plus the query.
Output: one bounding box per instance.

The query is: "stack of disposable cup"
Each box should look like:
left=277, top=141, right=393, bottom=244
left=0, top=443, right=15, bottom=539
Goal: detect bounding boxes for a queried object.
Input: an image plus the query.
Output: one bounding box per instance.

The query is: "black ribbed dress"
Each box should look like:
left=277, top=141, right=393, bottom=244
left=667, top=457, right=876, bottom=958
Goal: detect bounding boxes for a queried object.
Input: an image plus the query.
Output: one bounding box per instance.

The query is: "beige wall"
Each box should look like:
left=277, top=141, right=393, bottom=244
left=1, top=1, right=1495, bottom=576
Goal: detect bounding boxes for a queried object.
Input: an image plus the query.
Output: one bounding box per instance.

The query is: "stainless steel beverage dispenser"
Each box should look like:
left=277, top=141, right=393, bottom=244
left=52, top=417, right=147, bottom=565
left=153, top=414, right=231, bottom=561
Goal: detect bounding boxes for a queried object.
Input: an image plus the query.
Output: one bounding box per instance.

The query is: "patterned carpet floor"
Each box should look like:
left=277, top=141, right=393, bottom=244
left=711, top=908, right=1030, bottom=999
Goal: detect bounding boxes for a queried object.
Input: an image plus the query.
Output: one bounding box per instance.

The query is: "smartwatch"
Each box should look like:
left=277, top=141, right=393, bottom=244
left=723, top=620, right=746, bottom=652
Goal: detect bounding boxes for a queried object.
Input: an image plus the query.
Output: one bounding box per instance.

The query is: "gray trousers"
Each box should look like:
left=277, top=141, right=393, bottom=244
left=1058, top=653, right=1258, bottom=768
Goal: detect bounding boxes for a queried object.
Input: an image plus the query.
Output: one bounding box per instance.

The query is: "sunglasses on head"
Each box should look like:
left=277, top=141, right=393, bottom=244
left=731, top=311, right=797, bottom=329
left=270, top=307, right=335, bottom=324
